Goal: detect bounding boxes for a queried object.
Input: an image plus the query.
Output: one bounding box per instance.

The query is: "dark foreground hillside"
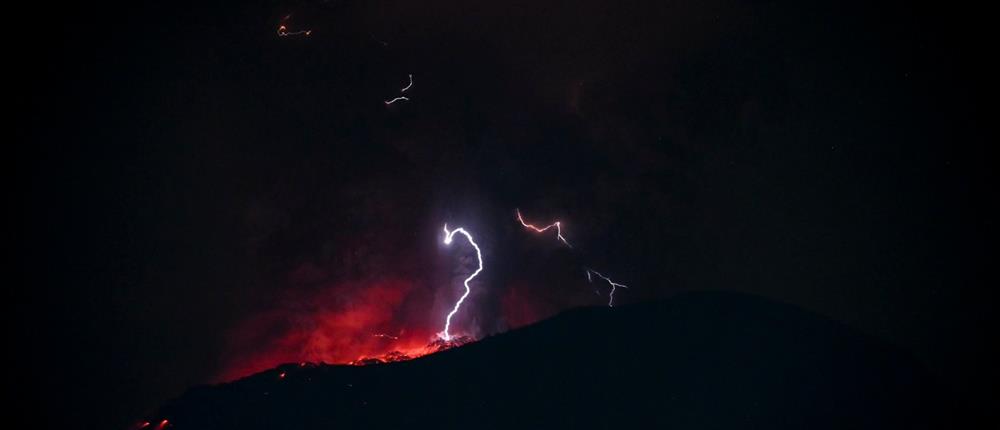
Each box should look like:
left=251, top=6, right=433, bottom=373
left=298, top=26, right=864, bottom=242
left=150, top=292, right=957, bottom=429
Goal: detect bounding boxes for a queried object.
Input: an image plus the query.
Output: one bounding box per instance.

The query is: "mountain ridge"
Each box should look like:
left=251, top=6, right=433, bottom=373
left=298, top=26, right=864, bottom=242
left=149, top=292, right=958, bottom=429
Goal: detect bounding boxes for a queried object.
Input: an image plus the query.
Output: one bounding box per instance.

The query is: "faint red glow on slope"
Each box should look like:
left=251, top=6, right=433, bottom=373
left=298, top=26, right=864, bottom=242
left=218, top=228, right=599, bottom=381
left=218, top=277, right=439, bottom=381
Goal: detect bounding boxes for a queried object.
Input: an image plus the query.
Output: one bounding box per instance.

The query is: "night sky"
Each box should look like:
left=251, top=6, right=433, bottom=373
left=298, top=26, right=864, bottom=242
left=15, top=0, right=992, bottom=428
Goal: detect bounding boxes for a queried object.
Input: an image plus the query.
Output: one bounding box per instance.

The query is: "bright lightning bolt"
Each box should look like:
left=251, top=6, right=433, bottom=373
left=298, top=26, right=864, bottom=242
left=585, top=269, right=628, bottom=307
left=384, top=96, right=410, bottom=105
left=385, top=75, right=413, bottom=105
left=401, top=74, right=413, bottom=92
left=516, top=208, right=572, bottom=248
left=515, top=208, right=633, bottom=305
left=440, top=224, right=484, bottom=341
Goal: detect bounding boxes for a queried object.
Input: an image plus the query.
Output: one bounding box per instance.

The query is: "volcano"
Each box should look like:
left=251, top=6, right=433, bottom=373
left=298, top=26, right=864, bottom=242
left=143, top=292, right=958, bottom=429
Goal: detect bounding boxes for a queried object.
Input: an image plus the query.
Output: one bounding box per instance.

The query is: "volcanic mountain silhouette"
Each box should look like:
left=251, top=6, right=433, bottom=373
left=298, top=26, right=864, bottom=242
left=150, top=292, right=956, bottom=429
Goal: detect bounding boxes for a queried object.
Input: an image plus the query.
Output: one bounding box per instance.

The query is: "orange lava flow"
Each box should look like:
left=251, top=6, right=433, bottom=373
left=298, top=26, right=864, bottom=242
left=347, top=336, right=474, bottom=366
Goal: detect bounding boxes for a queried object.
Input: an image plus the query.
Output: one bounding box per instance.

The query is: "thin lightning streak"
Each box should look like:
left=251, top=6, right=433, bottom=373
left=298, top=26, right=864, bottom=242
left=441, top=224, right=484, bottom=341
left=585, top=269, right=628, bottom=307
left=384, top=75, right=413, bottom=105
left=384, top=96, right=409, bottom=106
left=401, top=74, right=413, bottom=92
left=277, top=24, right=311, bottom=37
left=516, top=209, right=572, bottom=247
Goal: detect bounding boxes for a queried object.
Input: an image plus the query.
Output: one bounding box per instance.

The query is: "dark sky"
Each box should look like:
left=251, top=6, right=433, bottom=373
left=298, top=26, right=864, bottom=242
left=14, top=0, right=993, bottom=428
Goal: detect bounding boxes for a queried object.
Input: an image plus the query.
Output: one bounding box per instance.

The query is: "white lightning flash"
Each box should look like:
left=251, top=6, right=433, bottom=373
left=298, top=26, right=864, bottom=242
left=384, top=96, right=410, bottom=106
left=441, top=224, right=484, bottom=341
left=516, top=208, right=572, bottom=248
left=586, top=269, right=628, bottom=307
left=384, top=75, right=413, bottom=105
left=401, top=74, right=413, bottom=92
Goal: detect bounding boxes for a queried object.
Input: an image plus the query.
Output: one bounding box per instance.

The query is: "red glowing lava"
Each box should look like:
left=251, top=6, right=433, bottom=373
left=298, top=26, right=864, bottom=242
left=347, top=336, right=474, bottom=365
left=218, top=274, right=472, bottom=381
left=217, top=228, right=589, bottom=382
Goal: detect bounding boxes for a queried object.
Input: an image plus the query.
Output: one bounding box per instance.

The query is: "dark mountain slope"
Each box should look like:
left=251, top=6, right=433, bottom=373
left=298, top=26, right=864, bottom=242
left=151, top=292, right=956, bottom=429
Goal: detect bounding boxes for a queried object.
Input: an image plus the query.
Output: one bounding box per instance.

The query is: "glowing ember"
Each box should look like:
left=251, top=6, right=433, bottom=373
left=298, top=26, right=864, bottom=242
left=516, top=208, right=572, bottom=247
left=426, top=335, right=474, bottom=352
left=277, top=24, right=311, bottom=37
left=348, top=335, right=474, bottom=365
left=440, top=224, right=484, bottom=341
left=350, top=351, right=412, bottom=366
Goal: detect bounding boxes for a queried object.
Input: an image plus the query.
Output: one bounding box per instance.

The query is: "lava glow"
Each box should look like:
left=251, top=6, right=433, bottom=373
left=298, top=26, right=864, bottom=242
left=347, top=336, right=473, bottom=366
left=218, top=208, right=631, bottom=381
left=516, top=208, right=572, bottom=247
left=218, top=277, right=437, bottom=380
left=440, top=224, right=484, bottom=341
left=586, top=269, right=628, bottom=307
